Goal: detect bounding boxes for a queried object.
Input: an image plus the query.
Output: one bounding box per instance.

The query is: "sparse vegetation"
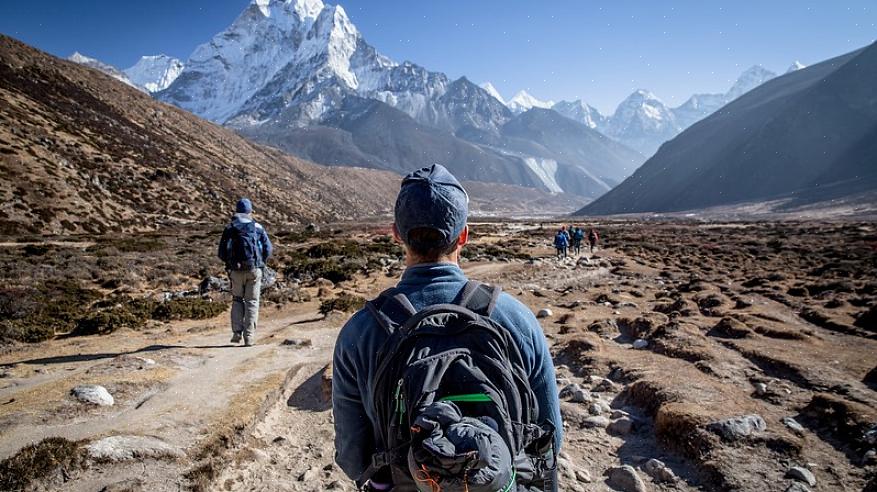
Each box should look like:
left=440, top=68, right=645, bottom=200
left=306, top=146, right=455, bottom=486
left=0, top=437, right=84, bottom=491
left=319, top=292, right=366, bottom=315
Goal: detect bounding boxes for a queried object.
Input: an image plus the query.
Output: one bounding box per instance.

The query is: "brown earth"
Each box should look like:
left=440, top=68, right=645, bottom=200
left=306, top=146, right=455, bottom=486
left=0, top=220, right=875, bottom=491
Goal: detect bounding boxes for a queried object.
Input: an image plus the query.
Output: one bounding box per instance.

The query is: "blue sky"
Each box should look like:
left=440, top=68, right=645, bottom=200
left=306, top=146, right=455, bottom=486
left=1, top=0, right=874, bottom=113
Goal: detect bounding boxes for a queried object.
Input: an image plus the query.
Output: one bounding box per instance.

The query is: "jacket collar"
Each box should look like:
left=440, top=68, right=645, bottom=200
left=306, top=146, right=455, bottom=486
left=398, top=262, right=466, bottom=288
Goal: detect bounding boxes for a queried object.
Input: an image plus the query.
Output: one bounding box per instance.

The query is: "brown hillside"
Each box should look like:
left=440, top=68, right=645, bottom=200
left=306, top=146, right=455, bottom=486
left=0, top=34, right=400, bottom=234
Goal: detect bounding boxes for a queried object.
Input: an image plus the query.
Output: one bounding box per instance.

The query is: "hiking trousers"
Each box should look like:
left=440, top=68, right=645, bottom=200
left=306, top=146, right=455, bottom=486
left=229, top=268, right=262, bottom=341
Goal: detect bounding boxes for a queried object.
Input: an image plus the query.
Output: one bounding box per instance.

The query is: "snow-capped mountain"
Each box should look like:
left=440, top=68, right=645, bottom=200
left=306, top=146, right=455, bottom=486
left=552, top=99, right=607, bottom=129
left=786, top=60, right=807, bottom=73
left=480, top=82, right=506, bottom=105
left=68, top=52, right=143, bottom=91
left=123, top=55, right=184, bottom=93
left=506, top=90, right=555, bottom=114
left=156, top=0, right=645, bottom=198
left=600, top=90, right=681, bottom=156
left=725, top=65, right=777, bottom=100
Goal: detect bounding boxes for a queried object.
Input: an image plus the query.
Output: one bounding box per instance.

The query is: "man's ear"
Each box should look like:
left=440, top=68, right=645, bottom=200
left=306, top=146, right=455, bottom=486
left=392, top=223, right=402, bottom=244
left=457, top=225, right=469, bottom=247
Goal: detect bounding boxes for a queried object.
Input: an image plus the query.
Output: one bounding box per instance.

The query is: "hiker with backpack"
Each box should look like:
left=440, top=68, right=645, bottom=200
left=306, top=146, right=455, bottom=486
left=587, top=228, right=599, bottom=253
left=553, top=228, right=569, bottom=259
left=332, top=164, right=561, bottom=492
left=572, top=227, right=584, bottom=256
left=217, top=198, right=272, bottom=347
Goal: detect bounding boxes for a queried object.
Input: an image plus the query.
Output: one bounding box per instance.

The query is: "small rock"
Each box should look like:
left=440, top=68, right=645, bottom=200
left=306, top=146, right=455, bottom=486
left=560, top=384, right=592, bottom=404
left=784, top=483, right=812, bottom=492
left=707, top=414, right=766, bottom=441
left=588, top=402, right=604, bottom=415
left=537, top=308, right=553, bottom=318
left=581, top=416, right=611, bottom=429
left=632, top=339, right=648, bottom=349
left=594, top=379, right=618, bottom=393
left=298, top=467, right=319, bottom=482
left=642, top=458, right=677, bottom=483
left=863, top=449, right=876, bottom=465
left=575, top=469, right=592, bottom=483
left=281, top=338, right=313, bottom=348
left=608, top=417, right=634, bottom=435
left=606, top=465, right=647, bottom=492
left=71, top=385, right=114, bottom=406
left=314, top=277, right=335, bottom=288
left=86, top=435, right=184, bottom=461
left=782, top=416, right=805, bottom=435
left=610, top=409, right=630, bottom=419
left=272, top=436, right=288, bottom=445
left=786, top=466, right=816, bottom=487
left=754, top=382, right=768, bottom=396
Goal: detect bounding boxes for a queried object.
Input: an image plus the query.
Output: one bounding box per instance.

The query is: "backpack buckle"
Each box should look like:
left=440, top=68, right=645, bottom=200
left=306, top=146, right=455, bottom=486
left=371, top=450, right=392, bottom=468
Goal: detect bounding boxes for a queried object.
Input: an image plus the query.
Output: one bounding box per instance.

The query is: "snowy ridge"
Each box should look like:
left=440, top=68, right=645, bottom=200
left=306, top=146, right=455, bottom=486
left=124, top=55, right=184, bottom=93
left=786, top=61, right=807, bottom=73
left=507, top=90, right=554, bottom=114
left=480, top=82, right=506, bottom=105
left=68, top=52, right=144, bottom=91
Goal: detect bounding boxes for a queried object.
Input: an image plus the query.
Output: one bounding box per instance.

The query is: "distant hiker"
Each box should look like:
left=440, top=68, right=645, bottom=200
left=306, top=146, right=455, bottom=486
left=572, top=227, right=585, bottom=255
left=554, top=228, right=569, bottom=259
left=333, top=165, right=561, bottom=492
left=587, top=228, right=599, bottom=253
left=218, top=198, right=272, bottom=347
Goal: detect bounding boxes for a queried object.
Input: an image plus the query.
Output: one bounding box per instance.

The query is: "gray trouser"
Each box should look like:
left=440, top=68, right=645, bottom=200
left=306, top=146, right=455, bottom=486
left=229, top=268, right=262, bottom=339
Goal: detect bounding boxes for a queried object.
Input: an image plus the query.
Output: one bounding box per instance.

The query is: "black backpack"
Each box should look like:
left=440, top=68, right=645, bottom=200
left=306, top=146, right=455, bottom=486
left=226, top=221, right=262, bottom=270
left=359, top=281, right=557, bottom=492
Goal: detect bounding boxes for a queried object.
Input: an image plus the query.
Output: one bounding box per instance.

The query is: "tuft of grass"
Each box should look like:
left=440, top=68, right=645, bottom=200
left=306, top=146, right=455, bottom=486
left=0, top=437, right=84, bottom=491
left=319, top=292, right=366, bottom=315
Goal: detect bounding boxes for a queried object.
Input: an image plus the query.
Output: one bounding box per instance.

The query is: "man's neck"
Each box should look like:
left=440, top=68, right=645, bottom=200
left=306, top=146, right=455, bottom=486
left=405, top=252, right=459, bottom=267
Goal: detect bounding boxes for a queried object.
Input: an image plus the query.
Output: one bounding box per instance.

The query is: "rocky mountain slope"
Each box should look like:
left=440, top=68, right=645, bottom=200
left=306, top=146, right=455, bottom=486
left=579, top=42, right=877, bottom=215
left=0, top=34, right=403, bottom=235
left=154, top=0, right=643, bottom=197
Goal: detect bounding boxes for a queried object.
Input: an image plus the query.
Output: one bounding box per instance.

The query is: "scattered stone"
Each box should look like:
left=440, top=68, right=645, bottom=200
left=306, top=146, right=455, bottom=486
left=863, top=449, right=876, bottom=465
left=86, top=435, right=184, bottom=461
left=707, top=414, right=766, bottom=440
left=575, top=469, right=592, bottom=483
left=608, top=417, right=635, bottom=435
left=642, top=458, right=677, bottom=483
left=782, top=416, right=805, bottom=435
left=71, top=384, right=114, bottom=406
left=606, top=465, right=647, bottom=492
left=537, top=308, right=553, bottom=318
left=315, top=278, right=335, bottom=288
left=588, top=402, right=604, bottom=415
left=281, top=338, right=313, bottom=348
left=594, top=379, right=618, bottom=393
left=581, top=416, right=610, bottom=429
left=784, top=483, right=812, bottom=492
left=754, top=382, right=768, bottom=396
left=785, top=466, right=816, bottom=487
left=272, top=436, right=288, bottom=445
left=298, top=467, right=319, bottom=482
left=560, top=384, right=592, bottom=403
left=632, top=339, right=648, bottom=349
left=199, top=276, right=228, bottom=294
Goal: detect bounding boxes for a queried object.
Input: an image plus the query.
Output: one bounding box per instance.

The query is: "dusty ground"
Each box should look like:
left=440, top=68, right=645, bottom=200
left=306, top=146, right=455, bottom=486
left=1, top=221, right=875, bottom=491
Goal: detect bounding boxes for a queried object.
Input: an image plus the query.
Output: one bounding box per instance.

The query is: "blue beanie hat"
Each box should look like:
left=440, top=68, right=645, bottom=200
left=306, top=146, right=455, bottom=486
left=236, top=198, right=253, bottom=214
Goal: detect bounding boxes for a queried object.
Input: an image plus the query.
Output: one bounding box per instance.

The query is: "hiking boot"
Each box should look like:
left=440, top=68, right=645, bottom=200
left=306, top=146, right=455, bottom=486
left=230, top=333, right=242, bottom=344
left=243, top=337, right=253, bottom=347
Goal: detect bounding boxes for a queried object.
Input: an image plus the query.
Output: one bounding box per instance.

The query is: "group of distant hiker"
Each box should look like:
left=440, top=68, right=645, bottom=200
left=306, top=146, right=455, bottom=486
left=215, top=164, right=560, bottom=491
left=554, top=225, right=599, bottom=258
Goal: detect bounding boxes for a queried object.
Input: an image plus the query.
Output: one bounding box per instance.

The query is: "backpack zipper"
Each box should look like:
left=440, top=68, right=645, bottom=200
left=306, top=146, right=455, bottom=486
left=394, top=379, right=405, bottom=424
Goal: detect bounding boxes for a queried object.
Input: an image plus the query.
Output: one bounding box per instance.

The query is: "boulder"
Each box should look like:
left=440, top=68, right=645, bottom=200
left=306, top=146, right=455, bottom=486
left=782, top=416, right=805, bottom=435
left=785, top=466, right=816, bottom=487
left=199, top=276, right=228, bottom=294
left=537, top=308, right=553, bottom=318
left=86, top=435, right=184, bottom=461
left=642, top=458, right=677, bottom=483
left=608, top=417, right=635, bottom=435
left=260, top=266, right=277, bottom=291
left=606, top=465, right=647, bottom=492
left=632, top=339, right=648, bottom=349
left=707, top=414, right=766, bottom=441
left=71, top=385, right=114, bottom=406
left=560, top=383, right=592, bottom=404
left=581, top=416, right=610, bottom=429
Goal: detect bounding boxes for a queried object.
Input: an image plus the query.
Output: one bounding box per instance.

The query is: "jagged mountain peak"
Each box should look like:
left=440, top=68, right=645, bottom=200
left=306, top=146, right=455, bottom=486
left=786, top=60, right=807, bottom=73
left=480, top=82, right=506, bottom=104
left=507, top=90, right=554, bottom=114
left=68, top=51, right=143, bottom=91
left=727, top=64, right=777, bottom=99
left=551, top=99, right=606, bottom=129
left=124, top=54, right=184, bottom=93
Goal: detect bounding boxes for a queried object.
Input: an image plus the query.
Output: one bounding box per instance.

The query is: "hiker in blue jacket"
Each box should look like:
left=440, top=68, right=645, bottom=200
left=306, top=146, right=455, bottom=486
left=217, top=198, right=272, bottom=346
left=554, top=229, right=569, bottom=259
left=333, top=165, right=561, bottom=491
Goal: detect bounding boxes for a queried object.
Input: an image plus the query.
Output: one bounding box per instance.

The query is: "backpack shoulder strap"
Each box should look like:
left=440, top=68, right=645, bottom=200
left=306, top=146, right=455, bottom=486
left=456, top=280, right=502, bottom=317
left=366, top=287, right=418, bottom=335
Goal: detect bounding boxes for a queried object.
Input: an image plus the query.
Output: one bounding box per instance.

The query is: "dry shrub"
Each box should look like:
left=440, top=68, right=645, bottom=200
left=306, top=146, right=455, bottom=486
left=0, top=437, right=84, bottom=490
